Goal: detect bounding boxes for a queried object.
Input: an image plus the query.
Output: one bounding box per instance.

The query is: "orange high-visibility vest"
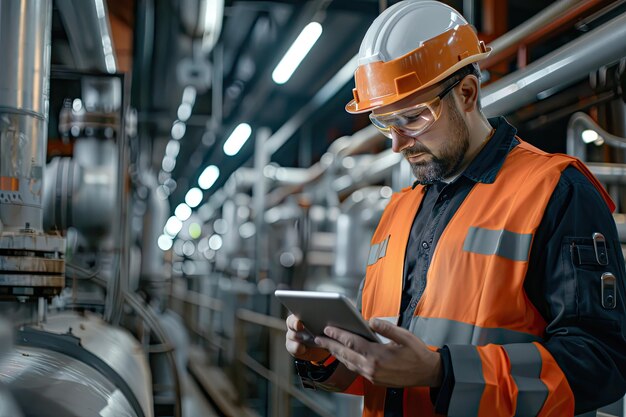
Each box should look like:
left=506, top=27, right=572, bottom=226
left=348, top=140, right=614, bottom=417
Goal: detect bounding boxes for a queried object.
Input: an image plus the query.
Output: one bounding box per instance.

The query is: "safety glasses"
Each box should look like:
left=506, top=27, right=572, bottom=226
left=369, top=77, right=462, bottom=139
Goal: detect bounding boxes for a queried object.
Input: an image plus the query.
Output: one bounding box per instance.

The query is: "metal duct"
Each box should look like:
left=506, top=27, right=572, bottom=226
left=333, top=187, right=392, bottom=294
left=1, top=347, right=139, bottom=417
left=585, top=163, right=626, bottom=185
left=56, top=0, right=117, bottom=73
left=35, top=311, right=154, bottom=417
left=179, top=0, right=225, bottom=53
left=43, top=139, right=117, bottom=241
left=486, top=0, right=580, bottom=57
left=0, top=0, right=52, bottom=232
left=0, top=0, right=65, bottom=302
left=140, top=172, right=169, bottom=296
left=567, top=112, right=626, bottom=161
left=482, top=12, right=626, bottom=117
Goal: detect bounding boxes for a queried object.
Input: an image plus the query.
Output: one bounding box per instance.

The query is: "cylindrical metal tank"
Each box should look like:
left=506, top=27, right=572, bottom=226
left=0, top=0, right=52, bottom=232
left=0, top=311, right=154, bottom=417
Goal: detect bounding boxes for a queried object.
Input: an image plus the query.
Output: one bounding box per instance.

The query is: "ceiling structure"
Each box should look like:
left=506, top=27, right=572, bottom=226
left=47, top=0, right=626, bottom=214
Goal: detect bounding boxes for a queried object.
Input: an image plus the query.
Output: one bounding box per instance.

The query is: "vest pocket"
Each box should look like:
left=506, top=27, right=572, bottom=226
left=565, top=237, right=620, bottom=328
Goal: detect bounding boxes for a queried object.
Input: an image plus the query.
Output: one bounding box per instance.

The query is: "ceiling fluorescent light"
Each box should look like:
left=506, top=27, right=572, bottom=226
left=272, top=21, right=323, bottom=85
left=198, top=165, right=220, bottom=190
left=185, top=187, right=204, bottom=208
left=223, top=123, right=252, bottom=156
left=175, top=203, right=192, bottom=221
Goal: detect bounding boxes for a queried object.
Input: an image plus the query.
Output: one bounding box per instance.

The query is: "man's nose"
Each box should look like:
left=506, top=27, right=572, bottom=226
left=390, top=128, right=416, bottom=153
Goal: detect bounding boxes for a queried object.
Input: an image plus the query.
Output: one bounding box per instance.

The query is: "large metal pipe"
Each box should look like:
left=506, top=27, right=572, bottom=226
left=485, top=0, right=580, bottom=58
left=0, top=0, right=52, bottom=232
left=482, top=11, right=626, bottom=117
left=567, top=112, right=626, bottom=162
left=140, top=172, right=169, bottom=296
left=55, top=0, right=117, bottom=73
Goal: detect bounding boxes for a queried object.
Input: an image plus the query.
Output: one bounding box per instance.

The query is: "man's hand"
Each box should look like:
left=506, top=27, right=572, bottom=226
left=285, top=314, right=331, bottom=362
left=313, top=318, right=443, bottom=388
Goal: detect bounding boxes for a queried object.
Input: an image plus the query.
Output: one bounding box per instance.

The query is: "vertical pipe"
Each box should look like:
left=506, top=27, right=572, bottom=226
left=0, top=0, right=52, bottom=232
left=211, top=43, right=223, bottom=130
left=254, top=128, right=271, bottom=281
left=463, top=0, right=475, bottom=26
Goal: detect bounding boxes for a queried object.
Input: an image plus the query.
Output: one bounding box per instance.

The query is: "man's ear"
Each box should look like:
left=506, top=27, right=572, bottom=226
left=456, top=75, right=480, bottom=113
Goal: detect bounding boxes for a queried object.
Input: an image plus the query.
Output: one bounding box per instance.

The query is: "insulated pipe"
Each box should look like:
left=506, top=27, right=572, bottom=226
left=482, top=11, right=626, bottom=117
left=0, top=0, right=52, bottom=232
left=485, top=0, right=580, bottom=58
left=567, top=112, right=626, bottom=161
left=585, top=163, right=626, bottom=185
left=56, top=0, right=117, bottom=73
left=140, top=172, right=169, bottom=297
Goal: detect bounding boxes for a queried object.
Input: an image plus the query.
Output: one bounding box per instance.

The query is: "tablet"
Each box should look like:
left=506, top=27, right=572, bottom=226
left=275, top=290, right=381, bottom=343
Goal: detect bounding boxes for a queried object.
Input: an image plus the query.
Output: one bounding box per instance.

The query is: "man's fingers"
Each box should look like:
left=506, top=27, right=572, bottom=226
left=286, top=314, right=304, bottom=331
left=323, top=326, right=370, bottom=353
left=369, top=318, right=414, bottom=345
left=314, top=335, right=367, bottom=372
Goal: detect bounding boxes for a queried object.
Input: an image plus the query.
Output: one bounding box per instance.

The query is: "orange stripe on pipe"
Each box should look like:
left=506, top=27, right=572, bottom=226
left=0, top=177, right=19, bottom=191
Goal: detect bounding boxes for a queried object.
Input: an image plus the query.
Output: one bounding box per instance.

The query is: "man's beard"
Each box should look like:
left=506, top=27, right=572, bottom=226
left=403, top=98, right=470, bottom=184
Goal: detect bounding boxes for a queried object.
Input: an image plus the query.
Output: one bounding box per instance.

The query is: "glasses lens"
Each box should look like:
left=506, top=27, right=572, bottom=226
left=370, top=101, right=441, bottom=138
left=369, top=113, right=393, bottom=138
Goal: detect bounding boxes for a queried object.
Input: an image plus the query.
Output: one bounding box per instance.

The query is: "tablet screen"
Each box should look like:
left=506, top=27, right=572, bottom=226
left=275, top=290, right=381, bottom=343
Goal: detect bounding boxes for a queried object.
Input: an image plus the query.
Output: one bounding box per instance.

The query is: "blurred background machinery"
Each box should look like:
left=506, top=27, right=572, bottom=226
left=1, top=0, right=626, bottom=416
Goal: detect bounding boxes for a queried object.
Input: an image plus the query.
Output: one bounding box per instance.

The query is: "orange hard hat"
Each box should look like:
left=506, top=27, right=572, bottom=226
left=346, top=0, right=491, bottom=114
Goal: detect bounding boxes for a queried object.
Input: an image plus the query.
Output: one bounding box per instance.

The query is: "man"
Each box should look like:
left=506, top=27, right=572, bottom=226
left=285, top=1, right=626, bottom=416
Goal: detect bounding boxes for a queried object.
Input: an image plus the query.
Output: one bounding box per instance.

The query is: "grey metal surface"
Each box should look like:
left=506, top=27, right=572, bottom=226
left=334, top=187, right=391, bottom=292
left=0, top=231, right=65, bottom=298
left=37, top=311, right=154, bottom=417
left=567, top=112, right=626, bottom=161
left=0, top=346, right=137, bottom=417
left=55, top=0, right=117, bottom=73
left=254, top=128, right=271, bottom=279
left=482, top=12, right=626, bottom=117
left=0, top=233, right=65, bottom=252
left=43, top=140, right=117, bottom=238
left=0, top=386, right=24, bottom=417
left=486, top=0, right=579, bottom=56
left=0, top=0, right=52, bottom=232
left=333, top=149, right=403, bottom=195
left=140, top=171, right=169, bottom=296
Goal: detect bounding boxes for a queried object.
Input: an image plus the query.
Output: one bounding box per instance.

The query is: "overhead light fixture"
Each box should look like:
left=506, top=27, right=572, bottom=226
left=175, top=203, right=192, bottom=221
left=272, top=21, right=323, bottom=85
left=185, top=187, right=204, bottom=208
left=171, top=120, right=186, bottom=140
left=189, top=222, right=202, bottom=240
left=165, top=140, right=180, bottom=158
left=223, top=123, right=252, bottom=156
left=198, top=165, right=220, bottom=190
left=164, top=216, right=183, bottom=237
left=582, top=129, right=599, bottom=144
left=158, top=234, right=173, bottom=251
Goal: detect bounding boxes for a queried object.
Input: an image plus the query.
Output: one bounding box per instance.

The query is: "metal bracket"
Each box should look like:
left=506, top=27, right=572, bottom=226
left=592, top=232, right=609, bottom=265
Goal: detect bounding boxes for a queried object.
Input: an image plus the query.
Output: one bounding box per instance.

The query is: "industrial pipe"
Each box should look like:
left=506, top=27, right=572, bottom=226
left=567, top=112, right=626, bottom=161
left=0, top=0, right=52, bottom=232
left=485, top=0, right=582, bottom=65
left=482, top=11, right=626, bottom=117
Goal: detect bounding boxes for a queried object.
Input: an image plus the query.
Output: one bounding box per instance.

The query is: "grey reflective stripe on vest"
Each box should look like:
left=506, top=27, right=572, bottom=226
left=503, top=344, right=549, bottom=417
left=367, top=235, right=390, bottom=266
left=447, top=344, right=484, bottom=417
left=463, top=227, right=533, bottom=262
left=408, top=316, right=542, bottom=348
left=367, top=243, right=380, bottom=266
